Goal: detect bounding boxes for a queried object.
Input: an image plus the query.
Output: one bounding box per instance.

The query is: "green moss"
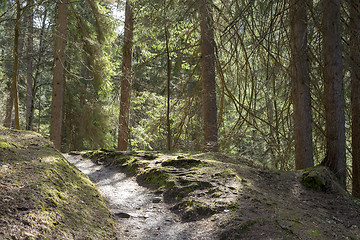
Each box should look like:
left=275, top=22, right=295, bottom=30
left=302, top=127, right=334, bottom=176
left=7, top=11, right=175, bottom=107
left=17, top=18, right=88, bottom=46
left=215, top=201, right=239, bottom=211
left=173, top=199, right=216, bottom=221
left=138, top=167, right=175, bottom=189
left=0, top=140, right=15, bottom=150
left=306, top=229, right=321, bottom=237
left=302, top=167, right=328, bottom=191
left=122, top=158, right=149, bottom=175
left=0, top=129, right=116, bottom=238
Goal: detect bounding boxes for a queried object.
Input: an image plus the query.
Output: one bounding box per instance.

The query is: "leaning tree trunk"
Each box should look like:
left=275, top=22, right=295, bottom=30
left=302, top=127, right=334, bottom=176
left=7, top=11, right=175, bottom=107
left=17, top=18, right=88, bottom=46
left=200, top=0, right=218, bottom=152
left=118, top=0, right=134, bottom=151
left=350, top=0, right=360, bottom=197
left=50, top=0, right=68, bottom=150
left=290, top=0, right=314, bottom=170
left=322, top=0, right=346, bottom=187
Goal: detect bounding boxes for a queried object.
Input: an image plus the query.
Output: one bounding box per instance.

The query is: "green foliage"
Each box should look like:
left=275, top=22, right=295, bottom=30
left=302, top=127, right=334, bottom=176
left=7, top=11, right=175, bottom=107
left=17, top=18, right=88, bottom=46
left=0, top=0, right=355, bottom=187
left=129, top=91, right=204, bottom=151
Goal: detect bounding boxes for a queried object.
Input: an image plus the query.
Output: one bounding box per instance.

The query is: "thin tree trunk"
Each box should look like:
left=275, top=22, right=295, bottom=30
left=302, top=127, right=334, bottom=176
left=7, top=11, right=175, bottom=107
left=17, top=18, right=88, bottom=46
left=118, top=0, right=134, bottom=151
left=164, top=0, right=171, bottom=151
left=26, top=0, right=34, bottom=130
left=4, top=7, right=25, bottom=129
left=200, top=0, right=218, bottom=152
left=290, top=0, right=314, bottom=169
left=350, top=0, right=360, bottom=197
left=50, top=0, right=68, bottom=150
left=12, top=0, right=21, bottom=130
left=322, top=0, right=346, bottom=187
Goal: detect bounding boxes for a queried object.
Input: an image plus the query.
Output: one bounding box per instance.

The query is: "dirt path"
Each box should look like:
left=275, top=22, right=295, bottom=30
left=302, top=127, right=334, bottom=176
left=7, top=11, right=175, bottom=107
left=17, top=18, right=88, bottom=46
left=64, top=154, right=219, bottom=240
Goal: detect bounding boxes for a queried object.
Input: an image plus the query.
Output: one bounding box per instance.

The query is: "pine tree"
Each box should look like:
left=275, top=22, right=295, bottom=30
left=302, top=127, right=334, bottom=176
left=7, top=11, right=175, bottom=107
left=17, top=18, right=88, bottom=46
left=50, top=0, right=68, bottom=150
left=290, top=0, right=313, bottom=169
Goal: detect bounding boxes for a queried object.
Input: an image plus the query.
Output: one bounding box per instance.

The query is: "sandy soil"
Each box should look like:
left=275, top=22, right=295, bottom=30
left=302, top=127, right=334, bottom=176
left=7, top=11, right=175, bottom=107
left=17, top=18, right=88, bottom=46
left=64, top=153, right=221, bottom=240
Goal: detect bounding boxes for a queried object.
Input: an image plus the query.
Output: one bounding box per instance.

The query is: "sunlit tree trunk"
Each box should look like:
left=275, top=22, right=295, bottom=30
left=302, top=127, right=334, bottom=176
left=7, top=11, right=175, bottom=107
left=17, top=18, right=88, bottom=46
left=4, top=3, right=24, bottom=129
left=322, top=0, right=346, bottom=187
left=50, top=0, right=68, bottom=150
left=350, top=0, right=360, bottom=197
left=118, top=0, right=134, bottom=151
left=290, top=0, right=313, bottom=169
left=26, top=0, right=34, bottom=130
left=200, top=0, right=218, bottom=152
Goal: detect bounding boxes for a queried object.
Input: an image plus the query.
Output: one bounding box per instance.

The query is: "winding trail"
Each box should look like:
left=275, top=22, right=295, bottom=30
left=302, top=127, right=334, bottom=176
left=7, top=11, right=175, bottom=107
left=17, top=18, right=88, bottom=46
left=64, top=154, right=219, bottom=240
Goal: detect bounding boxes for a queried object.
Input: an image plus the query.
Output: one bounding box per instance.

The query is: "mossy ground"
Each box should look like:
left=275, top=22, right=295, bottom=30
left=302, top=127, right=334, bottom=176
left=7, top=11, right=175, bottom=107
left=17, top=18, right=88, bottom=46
left=2, top=128, right=360, bottom=239
left=0, top=127, right=116, bottom=239
left=81, top=149, right=360, bottom=239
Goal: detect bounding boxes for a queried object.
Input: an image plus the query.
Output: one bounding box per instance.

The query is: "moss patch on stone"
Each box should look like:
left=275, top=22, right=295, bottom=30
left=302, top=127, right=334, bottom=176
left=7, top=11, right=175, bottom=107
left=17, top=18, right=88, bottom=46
left=302, top=166, right=338, bottom=192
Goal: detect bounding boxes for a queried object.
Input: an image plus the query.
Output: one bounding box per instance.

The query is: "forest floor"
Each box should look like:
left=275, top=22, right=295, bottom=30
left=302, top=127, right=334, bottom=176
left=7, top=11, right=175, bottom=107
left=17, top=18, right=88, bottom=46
left=67, top=150, right=360, bottom=240
left=1, top=127, right=360, bottom=239
left=0, top=127, right=116, bottom=239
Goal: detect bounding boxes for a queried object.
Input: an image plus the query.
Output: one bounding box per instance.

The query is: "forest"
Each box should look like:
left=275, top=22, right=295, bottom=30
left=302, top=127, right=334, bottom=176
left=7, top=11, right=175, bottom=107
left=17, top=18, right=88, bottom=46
left=0, top=0, right=359, bottom=198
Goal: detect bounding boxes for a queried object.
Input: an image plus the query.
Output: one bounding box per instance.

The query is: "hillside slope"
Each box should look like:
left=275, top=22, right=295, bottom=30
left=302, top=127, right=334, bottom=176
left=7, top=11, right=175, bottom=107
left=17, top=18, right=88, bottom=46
left=83, top=150, right=360, bottom=239
left=0, top=127, right=116, bottom=239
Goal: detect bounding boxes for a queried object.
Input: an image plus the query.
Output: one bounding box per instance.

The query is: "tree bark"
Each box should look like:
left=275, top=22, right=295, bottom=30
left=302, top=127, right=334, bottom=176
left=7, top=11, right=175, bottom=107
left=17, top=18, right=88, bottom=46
left=200, top=0, right=218, bottom=152
left=350, top=0, right=360, bottom=197
left=50, top=0, right=68, bottom=150
left=26, top=0, right=34, bottom=130
left=322, top=0, right=346, bottom=187
left=118, top=0, right=134, bottom=151
left=12, top=0, right=21, bottom=130
left=164, top=0, right=171, bottom=151
left=4, top=5, right=25, bottom=129
left=290, top=0, right=314, bottom=169
left=4, top=81, right=15, bottom=128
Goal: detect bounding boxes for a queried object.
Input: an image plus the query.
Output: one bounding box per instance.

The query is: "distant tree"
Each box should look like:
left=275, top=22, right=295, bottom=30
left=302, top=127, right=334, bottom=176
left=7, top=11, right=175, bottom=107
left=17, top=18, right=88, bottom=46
left=289, top=0, right=313, bottom=169
left=50, top=0, right=68, bottom=150
left=322, top=0, right=346, bottom=187
left=200, top=0, right=218, bottom=152
left=118, top=0, right=134, bottom=151
left=350, top=0, right=360, bottom=197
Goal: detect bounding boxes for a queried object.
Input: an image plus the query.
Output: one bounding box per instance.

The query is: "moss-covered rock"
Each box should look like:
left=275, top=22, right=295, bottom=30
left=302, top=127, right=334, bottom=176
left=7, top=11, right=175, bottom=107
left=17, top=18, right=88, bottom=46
left=302, top=166, right=341, bottom=192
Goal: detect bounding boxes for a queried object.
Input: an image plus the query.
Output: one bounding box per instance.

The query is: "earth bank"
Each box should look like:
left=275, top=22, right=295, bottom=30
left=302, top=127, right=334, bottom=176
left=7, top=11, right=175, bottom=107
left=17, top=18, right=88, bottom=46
left=0, top=127, right=116, bottom=239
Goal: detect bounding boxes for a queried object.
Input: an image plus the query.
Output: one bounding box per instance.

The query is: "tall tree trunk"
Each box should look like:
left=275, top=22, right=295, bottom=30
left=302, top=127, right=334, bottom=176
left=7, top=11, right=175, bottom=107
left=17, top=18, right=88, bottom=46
left=322, top=0, right=346, bottom=187
left=118, top=0, right=134, bottom=151
left=26, top=0, right=34, bottom=130
left=290, top=0, right=314, bottom=169
left=4, top=6, right=25, bottom=129
left=164, top=0, right=171, bottom=151
left=200, top=0, right=218, bottom=152
left=350, top=0, right=360, bottom=197
left=12, top=0, right=21, bottom=130
left=50, top=0, right=68, bottom=150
